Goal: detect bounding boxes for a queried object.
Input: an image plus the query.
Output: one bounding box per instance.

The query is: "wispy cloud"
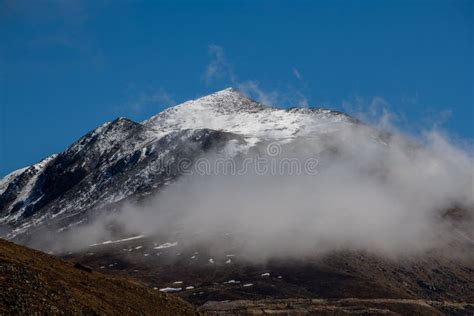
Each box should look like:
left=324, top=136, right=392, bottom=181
left=292, top=67, right=302, bottom=80
left=205, top=44, right=234, bottom=84
left=204, top=45, right=310, bottom=108
left=237, top=81, right=279, bottom=106
left=120, top=88, right=176, bottom=115
left=342, top=95, right=396, bottom=128
left=238, top=82, right=309, bottom=108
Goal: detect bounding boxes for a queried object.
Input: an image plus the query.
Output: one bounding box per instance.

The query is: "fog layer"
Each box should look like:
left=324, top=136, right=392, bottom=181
left=52, top=123, right=474, bottom=260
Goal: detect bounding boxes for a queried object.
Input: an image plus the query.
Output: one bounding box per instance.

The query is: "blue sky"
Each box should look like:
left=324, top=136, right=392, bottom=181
left=1, top=0, right=472, bottom=176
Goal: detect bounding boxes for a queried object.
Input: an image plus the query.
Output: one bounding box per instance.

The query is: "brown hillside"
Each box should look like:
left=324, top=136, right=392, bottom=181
left=0, top=238, right=196, bottom=315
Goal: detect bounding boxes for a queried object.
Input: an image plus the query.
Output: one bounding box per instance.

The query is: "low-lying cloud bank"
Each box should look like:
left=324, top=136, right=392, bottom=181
left=45, top=120, right=474, bottom=260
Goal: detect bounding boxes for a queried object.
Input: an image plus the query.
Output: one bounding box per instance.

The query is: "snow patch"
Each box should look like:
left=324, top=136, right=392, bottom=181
left=153, top=241, right=178, bottom=249
left=159, top=287, right=182, bottom=292
left=89, top=235, right=145, bottom=247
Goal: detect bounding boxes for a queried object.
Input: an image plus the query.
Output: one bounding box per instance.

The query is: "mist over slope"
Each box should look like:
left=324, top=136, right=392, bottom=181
left=62, top=123, right=474, bottom=260
left=1, top=88, right=472, bottom=261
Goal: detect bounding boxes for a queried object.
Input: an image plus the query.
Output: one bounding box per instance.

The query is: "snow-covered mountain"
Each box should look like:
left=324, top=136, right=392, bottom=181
left=0, top=88, right=354, bottom=241
left=2, top=88, right=473, bottom=315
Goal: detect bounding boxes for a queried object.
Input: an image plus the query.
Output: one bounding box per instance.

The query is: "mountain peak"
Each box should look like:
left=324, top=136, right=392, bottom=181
left=214, top=87, right=239, bottom=94
left=194, top=87, right=259, bottom=109
left=143, top=88, right=265, bottom=129
left=209, top=87, right=252, bottom=101
left=142, top=88, right=353, bottom=143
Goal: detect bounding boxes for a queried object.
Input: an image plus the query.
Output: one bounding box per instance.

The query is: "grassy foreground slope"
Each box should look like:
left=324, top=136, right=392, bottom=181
left=0, top=239, right=196, bottom=315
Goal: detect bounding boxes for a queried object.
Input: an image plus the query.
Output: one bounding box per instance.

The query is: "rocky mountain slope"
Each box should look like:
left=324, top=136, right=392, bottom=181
left=0, top=88, right=354, bottom=243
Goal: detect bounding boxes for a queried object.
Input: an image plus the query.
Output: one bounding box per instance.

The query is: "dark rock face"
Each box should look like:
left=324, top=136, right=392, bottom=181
left=0, top=166, right=44, bottom=218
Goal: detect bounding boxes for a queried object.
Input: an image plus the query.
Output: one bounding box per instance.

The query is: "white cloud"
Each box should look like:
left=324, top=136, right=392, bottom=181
left=50, top=117, right=474, bottom=261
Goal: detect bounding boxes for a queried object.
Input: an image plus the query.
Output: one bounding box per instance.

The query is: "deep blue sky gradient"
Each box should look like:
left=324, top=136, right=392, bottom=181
left=1, top=0, right=473, bottom=176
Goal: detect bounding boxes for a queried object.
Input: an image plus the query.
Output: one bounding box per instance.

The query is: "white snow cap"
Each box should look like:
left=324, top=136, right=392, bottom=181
left=143, top=88, right=352, bottom=142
